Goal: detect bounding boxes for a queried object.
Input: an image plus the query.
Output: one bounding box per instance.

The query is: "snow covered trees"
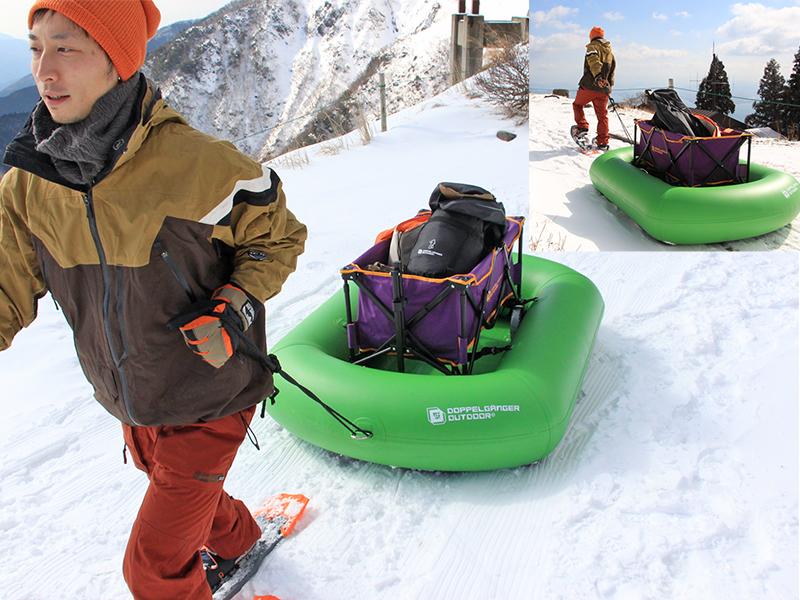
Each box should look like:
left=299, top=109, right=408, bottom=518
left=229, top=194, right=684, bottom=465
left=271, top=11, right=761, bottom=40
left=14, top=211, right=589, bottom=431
left=746, top=45, right=800, bottom=138
left=747, top=59, right=786, bottom=130
left=696, top=54, right=735, bottom=115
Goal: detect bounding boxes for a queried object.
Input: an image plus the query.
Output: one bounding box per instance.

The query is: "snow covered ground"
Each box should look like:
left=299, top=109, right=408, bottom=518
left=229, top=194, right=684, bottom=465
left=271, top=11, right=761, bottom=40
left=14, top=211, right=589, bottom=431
left=529, top=92, right=800, bottom=251
left=1, top=87, right=798, bottom=600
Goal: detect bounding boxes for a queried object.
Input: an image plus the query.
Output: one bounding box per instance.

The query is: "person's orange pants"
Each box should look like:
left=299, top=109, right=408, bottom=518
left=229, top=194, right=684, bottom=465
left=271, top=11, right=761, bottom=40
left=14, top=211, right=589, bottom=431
left=122, top=406, right=260, bottom=600
left=573, top=87, right=610, bottom=145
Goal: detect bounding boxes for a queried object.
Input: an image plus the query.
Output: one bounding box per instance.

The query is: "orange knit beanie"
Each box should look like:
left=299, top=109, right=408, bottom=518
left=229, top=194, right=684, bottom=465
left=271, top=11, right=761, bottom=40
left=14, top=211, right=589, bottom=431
left=28, top=0, right=161, bottom=81
left=590, top=26, right=604, bottom=40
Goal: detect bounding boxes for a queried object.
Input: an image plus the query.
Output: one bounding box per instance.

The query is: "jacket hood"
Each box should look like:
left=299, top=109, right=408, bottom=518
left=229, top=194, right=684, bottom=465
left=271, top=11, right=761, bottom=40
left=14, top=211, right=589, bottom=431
left=118, top=76, right=186, bottom=169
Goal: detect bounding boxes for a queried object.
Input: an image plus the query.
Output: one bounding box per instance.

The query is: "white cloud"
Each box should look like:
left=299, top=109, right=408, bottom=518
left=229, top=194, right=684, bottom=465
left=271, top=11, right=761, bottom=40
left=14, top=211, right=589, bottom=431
left=653, top=12, right=668, bottom=20
left=619, top=43, right=689, bottom=60
left=717, top=37, right=778, bottom=56
left=670, top=30, right=684, bottom=36
left=529, top=31, right=586, bottom=54
left=716, top=3, right=800, bottom=54
left=603, top=12, right=625, bottom=21
left=530, top=6, right=580, bottom=30
left=675, top=11, right=691, bottom=18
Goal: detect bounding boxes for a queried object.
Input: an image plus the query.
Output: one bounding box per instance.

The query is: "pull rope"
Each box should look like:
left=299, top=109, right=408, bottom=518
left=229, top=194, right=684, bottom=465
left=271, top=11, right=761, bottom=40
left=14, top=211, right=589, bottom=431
left=240, top=412, right=260, bottom=450
left=219, top=313, right=373, bottom=440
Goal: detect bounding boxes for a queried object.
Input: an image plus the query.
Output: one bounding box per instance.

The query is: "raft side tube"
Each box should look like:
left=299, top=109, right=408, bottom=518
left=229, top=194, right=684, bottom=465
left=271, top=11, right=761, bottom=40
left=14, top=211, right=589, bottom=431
left=269, top=255, right=604, bottom=471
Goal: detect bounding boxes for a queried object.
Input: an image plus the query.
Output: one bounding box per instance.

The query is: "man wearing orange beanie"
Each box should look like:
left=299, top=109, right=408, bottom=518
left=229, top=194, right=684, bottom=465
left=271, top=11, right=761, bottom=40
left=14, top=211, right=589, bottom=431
left=1, top=1, right=307, bottom=599
left=572, top=26, right=616, bottom=151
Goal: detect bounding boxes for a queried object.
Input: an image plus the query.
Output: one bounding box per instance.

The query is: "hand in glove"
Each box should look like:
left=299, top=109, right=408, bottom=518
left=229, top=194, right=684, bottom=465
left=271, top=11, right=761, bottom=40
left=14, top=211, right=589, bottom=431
left=594, top=74, right=608, bottom=88
left=168, top=284, right=257, bottom=368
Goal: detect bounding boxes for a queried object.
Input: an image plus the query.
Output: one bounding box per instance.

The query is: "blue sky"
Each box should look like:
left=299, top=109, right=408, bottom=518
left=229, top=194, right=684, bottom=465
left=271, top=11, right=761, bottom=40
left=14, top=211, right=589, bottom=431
left=530, top=1, right=800, bottom=121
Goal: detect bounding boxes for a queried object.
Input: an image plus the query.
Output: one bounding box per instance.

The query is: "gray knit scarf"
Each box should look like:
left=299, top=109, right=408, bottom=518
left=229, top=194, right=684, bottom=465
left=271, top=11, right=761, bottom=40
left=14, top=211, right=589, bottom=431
left=32, top=75, right=142, bottom=187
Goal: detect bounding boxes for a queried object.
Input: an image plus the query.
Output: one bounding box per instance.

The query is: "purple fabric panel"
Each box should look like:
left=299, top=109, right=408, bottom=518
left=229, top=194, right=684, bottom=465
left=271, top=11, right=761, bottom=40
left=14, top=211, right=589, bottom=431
left=672, top=135, right=743, bottom=186
left=635, top=120, right=746, bottom=186
left=355, top=273, right=476, bottom=364
left=349, top=217, right=522, bottom=366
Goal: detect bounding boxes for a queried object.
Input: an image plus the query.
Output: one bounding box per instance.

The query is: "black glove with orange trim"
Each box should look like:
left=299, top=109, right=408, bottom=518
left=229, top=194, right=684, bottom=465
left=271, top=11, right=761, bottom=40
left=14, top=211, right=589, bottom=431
left=595, top=74, right=608, bottom=88
left=168, top=284, right=257, bottom=368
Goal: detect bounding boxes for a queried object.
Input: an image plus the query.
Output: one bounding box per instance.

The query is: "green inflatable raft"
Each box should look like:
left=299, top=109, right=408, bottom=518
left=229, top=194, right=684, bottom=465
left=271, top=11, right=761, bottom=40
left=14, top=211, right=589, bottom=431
left=267, top=255, right=605, bottom=472
left=590, top=146, right=800, bottom=244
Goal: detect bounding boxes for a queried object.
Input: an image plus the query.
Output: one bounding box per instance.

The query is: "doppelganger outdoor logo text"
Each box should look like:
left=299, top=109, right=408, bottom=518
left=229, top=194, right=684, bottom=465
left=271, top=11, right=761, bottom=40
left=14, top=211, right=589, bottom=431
left=427, top=404, right=521, bottom=425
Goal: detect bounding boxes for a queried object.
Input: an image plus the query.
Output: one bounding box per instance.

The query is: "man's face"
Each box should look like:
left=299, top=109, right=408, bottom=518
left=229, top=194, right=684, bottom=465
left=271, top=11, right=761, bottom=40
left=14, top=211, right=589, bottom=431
left=29, top=10, right=119, bottom=124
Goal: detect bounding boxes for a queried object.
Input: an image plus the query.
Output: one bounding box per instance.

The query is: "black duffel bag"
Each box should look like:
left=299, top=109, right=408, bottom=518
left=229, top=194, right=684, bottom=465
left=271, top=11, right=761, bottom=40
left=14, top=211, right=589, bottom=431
left=403, top=182, right=507, bottom=278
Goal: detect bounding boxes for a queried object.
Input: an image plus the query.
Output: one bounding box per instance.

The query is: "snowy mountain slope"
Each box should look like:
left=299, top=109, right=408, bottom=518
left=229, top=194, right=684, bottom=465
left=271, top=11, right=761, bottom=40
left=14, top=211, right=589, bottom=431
left=0, top=35, right=31, bottom=92
left=144, top=0, right=526, bottom=160
left=529, top=93, right=800, bottom=251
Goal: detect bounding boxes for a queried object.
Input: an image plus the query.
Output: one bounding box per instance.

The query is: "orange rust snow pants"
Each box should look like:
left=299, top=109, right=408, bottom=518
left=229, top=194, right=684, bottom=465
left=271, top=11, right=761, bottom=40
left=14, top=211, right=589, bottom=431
left=573, top=87, right=610, bottom=146
left=122, top=406, right=260, bottom=600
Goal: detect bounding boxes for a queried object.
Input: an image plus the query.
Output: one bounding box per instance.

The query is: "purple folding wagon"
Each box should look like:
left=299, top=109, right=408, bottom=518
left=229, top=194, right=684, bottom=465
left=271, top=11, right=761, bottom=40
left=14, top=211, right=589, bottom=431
left=340, top=215, right=526, bottom=375
left=633, top=119, right=752, bottom=187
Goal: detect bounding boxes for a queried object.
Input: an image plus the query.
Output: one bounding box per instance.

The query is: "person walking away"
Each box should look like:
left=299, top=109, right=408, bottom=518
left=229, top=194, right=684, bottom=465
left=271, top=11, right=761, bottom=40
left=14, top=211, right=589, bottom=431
left=0, top=1, right=307, bottom=598
left=573, top=26, right=616, bottom=151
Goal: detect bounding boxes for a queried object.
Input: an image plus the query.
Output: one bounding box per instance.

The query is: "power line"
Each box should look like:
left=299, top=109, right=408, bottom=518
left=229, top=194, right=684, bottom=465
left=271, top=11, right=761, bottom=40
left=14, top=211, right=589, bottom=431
left=528, top=86, right=800, bottom=109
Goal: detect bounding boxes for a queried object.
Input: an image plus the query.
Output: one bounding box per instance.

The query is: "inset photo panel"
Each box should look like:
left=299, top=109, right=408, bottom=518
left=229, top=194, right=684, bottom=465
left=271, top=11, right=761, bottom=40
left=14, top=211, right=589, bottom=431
left=529, top=2, right=800, bottom=251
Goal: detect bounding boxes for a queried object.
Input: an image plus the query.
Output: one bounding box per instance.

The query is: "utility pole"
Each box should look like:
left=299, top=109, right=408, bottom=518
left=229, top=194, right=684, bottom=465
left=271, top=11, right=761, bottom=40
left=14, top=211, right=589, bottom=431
left=379, top=73, right=387, bottom=132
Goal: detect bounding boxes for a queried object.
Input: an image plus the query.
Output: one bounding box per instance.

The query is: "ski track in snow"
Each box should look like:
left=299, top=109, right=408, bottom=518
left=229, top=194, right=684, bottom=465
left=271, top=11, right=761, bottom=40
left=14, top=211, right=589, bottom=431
left=529, top=93, right=800, bottom=251
left=1, top=89, right=798, bottom=599
left=535, top=252, right=799, bottom=600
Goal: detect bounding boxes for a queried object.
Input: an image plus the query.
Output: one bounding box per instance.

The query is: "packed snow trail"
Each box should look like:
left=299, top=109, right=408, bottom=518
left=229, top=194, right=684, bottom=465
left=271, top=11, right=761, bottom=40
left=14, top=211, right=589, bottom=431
left=529, top=93, right=800, bottom=251
left=531, top=252, right=798, bottom=600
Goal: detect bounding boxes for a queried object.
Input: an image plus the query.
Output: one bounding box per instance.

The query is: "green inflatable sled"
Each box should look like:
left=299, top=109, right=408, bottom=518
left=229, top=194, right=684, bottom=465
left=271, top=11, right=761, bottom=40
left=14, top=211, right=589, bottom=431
left=267, top=254, right=605, bottom=472
left=590, top=146, right=800, bottom=245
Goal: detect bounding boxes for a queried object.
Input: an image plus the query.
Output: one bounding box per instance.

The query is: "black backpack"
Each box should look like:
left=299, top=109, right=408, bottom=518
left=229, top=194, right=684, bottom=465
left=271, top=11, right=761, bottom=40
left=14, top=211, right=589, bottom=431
left=402, top=183, right=507, bottom=278
left=646, top=89, right=716, bottom=137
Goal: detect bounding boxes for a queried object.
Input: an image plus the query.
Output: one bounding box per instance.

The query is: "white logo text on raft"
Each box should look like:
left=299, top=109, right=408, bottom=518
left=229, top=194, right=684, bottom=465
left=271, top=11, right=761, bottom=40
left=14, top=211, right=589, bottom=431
left=427, top=404, right=521, bottom=425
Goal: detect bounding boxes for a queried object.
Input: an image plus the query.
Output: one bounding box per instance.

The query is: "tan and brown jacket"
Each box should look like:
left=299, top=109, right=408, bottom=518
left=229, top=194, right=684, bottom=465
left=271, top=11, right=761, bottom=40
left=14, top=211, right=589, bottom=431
left=579, top=37, right=616, bottom=95
left=0, top=76, right=307, bottom=427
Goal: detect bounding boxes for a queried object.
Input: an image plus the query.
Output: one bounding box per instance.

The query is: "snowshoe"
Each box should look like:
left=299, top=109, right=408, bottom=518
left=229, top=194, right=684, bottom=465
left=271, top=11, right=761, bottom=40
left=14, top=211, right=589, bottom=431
left=205, top=493, right=309, bottom=600
left=570, top=125, right=588, bottom=144
left=570, top=125, right=598, bottom=155
left=592, top=138, right=609, bottom=152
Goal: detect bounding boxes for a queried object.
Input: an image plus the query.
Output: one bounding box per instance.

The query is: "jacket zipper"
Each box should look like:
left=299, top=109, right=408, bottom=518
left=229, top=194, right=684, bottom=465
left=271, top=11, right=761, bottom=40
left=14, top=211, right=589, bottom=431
left=154, top=241, right=197, bottom=303
left=83, top=191, right=141, bottom=426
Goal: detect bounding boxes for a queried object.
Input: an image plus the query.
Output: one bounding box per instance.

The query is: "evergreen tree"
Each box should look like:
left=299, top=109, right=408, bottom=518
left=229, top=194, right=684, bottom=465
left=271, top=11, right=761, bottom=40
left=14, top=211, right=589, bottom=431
left=696, top=54, right=736, bottom=115
left=785, top=44, right=800, bottom=131
left=747, top=59, right=786, bottom=130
